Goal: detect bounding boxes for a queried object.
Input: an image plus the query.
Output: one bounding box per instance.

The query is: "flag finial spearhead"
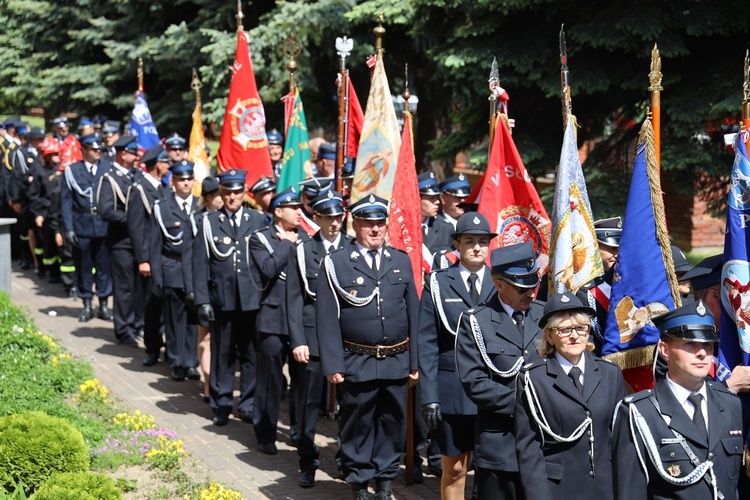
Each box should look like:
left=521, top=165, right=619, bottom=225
left=649, top=43, right=663, bottom=92
left=283, top=31, right=301, bottom=92
left=374, top=13, right=386, bottom=53
left=137, top=57, right=144, bottom=93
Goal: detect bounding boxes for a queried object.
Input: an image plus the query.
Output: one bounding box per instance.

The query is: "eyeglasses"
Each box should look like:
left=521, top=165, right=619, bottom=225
left=501, top=277, right=536, bottom=294
left=551, top=324, right=591, bottom=337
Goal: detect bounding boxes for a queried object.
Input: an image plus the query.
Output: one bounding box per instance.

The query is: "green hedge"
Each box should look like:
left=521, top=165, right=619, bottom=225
left=0, top=412, right=90, bottom=493
left=31, top=472, right=121, bottom=500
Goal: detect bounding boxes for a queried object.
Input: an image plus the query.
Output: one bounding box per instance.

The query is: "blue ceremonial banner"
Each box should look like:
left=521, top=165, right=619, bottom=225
left=602, top=121, right=677, bottom=391
left=128, top=92, right=160, bottom=148
left=717, top=132, right=750, bottom=384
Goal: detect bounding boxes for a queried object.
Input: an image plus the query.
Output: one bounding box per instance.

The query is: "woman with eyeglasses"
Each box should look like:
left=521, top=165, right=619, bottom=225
left=514, top=292, right=626, bottom=500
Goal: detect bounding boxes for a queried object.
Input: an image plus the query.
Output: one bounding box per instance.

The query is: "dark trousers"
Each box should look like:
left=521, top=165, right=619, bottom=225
left=40, top=224, right=59, bottom=276
left=74, top=236, right=112, bottom=299
left=58, top=237, right=75, bottom=289
left=475, top=468, right=523, bottom=500
left=253, top=332, right=291, bottom=444
left=210, top=309, right=257, bottom=415
left=109, top=246, right=139, bottom=343
left=141, top=276, right=164, bottom=357
left=163, top=287, right=198, bottom=369
left=339, top=378, right=408, bottom=484
left=294, top=356, right=324, bottom=470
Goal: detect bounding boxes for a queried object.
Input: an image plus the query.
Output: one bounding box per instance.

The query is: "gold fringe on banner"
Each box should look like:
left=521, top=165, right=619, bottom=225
left=603, top=344, right=655, bottom=371
left=637, top=119, right=682, bottom=309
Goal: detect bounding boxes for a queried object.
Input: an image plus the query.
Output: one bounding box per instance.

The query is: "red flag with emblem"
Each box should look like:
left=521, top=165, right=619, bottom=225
left=216, top=30, right=273, bottom=188
left=387, top=111, right=424, bottom=296
left=466, top=118, right=551, bottom=272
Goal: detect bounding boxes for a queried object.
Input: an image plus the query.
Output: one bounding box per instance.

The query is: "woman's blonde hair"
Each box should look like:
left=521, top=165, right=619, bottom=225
left=537, top=310, right=595, bottom=356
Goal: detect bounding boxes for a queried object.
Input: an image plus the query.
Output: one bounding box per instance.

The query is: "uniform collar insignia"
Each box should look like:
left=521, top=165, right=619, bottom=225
left=218, top=213, right=226, bottom=222
left=350, top=251, right=359, bottom=260
left=383, top=249, right=391, bottom=258
left=243, top=212, right=249, bottom=220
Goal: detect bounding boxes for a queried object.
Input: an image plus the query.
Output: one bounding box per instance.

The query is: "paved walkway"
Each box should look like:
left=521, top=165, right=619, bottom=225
left=11, top=265, right=444, bottom=499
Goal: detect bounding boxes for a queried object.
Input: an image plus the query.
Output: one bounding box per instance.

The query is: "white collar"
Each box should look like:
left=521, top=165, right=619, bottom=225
left=175, top=193, right=193, bottom=208
left=555, top=352, right=586, bottom=376
left=665, top=373, right=707, bottom=408
left=355, top=240, right=382, bottom=257
left=458, top=263, right=484, bottom=290
left=113, top=162, right=129, bottom=175
left=323, top=233, right=342, bottom=252
left=142, top=173, right=161, bottom=189
left=498, top=296, right=525, bottom=322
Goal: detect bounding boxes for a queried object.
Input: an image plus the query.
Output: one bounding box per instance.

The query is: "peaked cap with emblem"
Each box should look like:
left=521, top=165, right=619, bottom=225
left=201, top=176, right=220, bottom=196
left=680, top=254, right=722, bottom=291
left=418, top=171, right=441, bottom=195
left=594, top=216, right=623, bottom=247
left=250, top=175, right=276, bottom=196
left=439, top=173, right=471, bottom=197
left=670, top=245, right=692, bottom=274
left=270, top=186, right=303, bottom=211
left=27, top=127, right=46, bottom=140
left=51, top=116, right=69, bottom=127
left=113, top=135, right=139, bottom=154
left=451, top=211, right=497, bottom=240
left=311, top=190, right=345, bottom=216
left=491, top=241, right=539, bottom=289
left=651, top=299, right=718, bottom=342
left=539, top=292, right=596, bottom=329
left=317, top=143, right=336, bottom=161
left=164, top=133, right=186, bottom=149
left=80, top=135, right=103, bottom=150
left=141, top=145, right=165, bottom=167
left=267, top=129, right=283, bottom=145
left=102, top=121, right=121, bottom=135
left=217, top=169, right=247, bottom=190
left=348, top=194, right=388, bottom=220
left=170, top=160, right=195, bottom=179
left=299, top=176, right=333, bottom=197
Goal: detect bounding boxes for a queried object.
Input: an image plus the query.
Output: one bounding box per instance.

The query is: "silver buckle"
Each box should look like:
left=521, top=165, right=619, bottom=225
left=375, top=345, right=387, bottom=359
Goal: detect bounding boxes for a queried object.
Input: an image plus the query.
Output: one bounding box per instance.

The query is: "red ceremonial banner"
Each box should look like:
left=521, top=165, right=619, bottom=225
left=216, top=31, right=273, bottom=189
left=346, top=78, right=364, bottom=159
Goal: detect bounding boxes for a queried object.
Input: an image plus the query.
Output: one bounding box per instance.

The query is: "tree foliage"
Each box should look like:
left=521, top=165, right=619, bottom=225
left=1, top=0, right=748, bottom=216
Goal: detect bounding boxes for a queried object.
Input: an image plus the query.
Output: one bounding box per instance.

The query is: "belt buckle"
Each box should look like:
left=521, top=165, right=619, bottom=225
left=90, top=206, right=97, bottom=216
left=375, top=345, right=387, bottom=359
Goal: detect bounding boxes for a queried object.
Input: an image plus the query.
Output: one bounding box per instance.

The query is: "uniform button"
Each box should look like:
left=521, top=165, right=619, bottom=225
left=524, top=350, right=528, bottom=355
left=670, top=452, right=675, bottom=458
left=377, top=281, right=381, bottom=285
left=382, top=317, right=386, bottom=320
left=237, top=270, right=241, bottom=273
left=708, top=453, right=714, bottom=459
left=585, top=411, right=590, bottom=417
left=588, top=450, right=592, bottom=457
left=380, top=299, right=384, bottom=303
left=588, top=472, right=594, bottom=477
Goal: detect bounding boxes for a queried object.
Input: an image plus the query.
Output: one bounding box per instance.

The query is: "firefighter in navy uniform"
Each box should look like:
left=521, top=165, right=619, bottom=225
left=437, top=174, right=471, bottom=231
left=191, top=169, right=267, bottom=426
left=249, top=176, right=276, bottom=226
left=612, top=299, right=746, bottom=499
left=128, top=145, right=169, bottom=365
left=150, top=161, right=200, bottom=381
left=60, top=135, right=113, bottom=322
left=419, top=171, right=454, bottom=256
left=298, top=176, right=332, bottom=236
left=317, top=194, right=419, bottom=500
left=419, top=212, right=498, bottom=499
left=267, top=129, right=284, bottom=182
left=455, top=241, right=546, bottom=500
left=97, top=136, right=141, bottom=345
left=250, top=187, right=310, bottom=455
left=286, top=190, right=352, bottom=487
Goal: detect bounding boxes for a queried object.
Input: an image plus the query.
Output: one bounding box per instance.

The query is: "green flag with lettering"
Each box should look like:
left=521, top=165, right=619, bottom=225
left=277, top=89, right=312, bottom=191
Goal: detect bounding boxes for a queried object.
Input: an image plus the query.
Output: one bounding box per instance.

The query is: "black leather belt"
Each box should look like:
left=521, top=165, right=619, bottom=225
left=73, top=205, right=98, bottom=215
left=162, top=251, right=181, bottom=260
left=343, top=339, right=409, bottom=359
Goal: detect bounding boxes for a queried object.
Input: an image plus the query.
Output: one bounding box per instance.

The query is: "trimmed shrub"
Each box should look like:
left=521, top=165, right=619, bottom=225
left=0, top=412, right=89, bottom=493
left=30, top=472, right=121, bottom=500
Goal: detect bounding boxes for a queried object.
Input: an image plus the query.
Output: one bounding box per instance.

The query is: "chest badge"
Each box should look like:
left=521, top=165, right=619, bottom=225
left=667, top=464, right=681, bottom=477
left=356, top=276, right=364, bottom=285
left=350, top=290, right=358, bottom=297
left=223, top=237, right=232, bottom=245
left=174, top=221, right=180, bottom=227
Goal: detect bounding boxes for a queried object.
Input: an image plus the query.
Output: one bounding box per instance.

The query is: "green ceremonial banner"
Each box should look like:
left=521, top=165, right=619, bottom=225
left=277, top=89, right=312, bottom=191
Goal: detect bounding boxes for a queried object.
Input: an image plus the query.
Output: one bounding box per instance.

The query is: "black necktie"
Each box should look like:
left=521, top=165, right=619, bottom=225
left=183, top=202, right=190, bottom=216
left=468, top=273, right=480, bottom=305
left=568, top=366, right=584, bottom=395
left=512, top=310, right=525, bottom=335
left=687, top=393, right=708, bottom=441
left=368, top=249, right=379, bottom=276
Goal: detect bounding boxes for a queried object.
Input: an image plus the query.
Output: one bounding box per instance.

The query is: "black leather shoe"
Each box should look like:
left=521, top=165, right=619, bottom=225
left=297, top=469, right=316, bottom=488
left=351, top=483, right=369, bottom=500
left=68, top=286, right=78, bottom=300
left=258, top=442, right=278, bottom=455
left=374, top=479, right=393, bottom=500
left=97, top=303, right=114, bottom=321
left=426, top=464, right=442, bottom=477
left=78, top=299, right=93, bottom=322
left=212, top=414, right=229, bottom=426
left=171, top=368, right=186, bottom=381
left=142, top=352, right=160, bottom=367
left=187, top=367, right=201, bottom=380
left=239, top=410, right=253, bottom=424
left=412, top=461, right=424, bottom=484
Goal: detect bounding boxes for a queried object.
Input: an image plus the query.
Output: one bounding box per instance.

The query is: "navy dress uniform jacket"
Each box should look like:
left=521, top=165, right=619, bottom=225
left=514, top=351, right=626, bottom=499
left=455, top=294, right=545, bottom=471
left=126, top=175, right=164, bottom=264
left=60, top=160, right=109, bottom=238
left=418, top=264, right=494, bottom=415
left=612, top=378, right=745, bottom=500
left=192, top=207, right=267, bottom=312
left=287, top=232, right=352, bottom=356
left=97, top=164, right=136, bottom=249
left=250, top=225, right=310, bottom=335
left=422, top=216, right=454, bottom=255
left=150, top=196, right=199, bottom=290
left=316, top=241, right=419, bottom=382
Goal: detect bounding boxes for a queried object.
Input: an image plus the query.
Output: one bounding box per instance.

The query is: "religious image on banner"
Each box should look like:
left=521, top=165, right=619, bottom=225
left=548, top=118, right=602, bottom=294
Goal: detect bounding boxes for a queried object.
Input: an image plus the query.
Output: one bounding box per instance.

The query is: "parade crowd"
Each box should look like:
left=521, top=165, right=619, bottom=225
left=1, top=114, right=748, bottom=500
